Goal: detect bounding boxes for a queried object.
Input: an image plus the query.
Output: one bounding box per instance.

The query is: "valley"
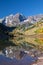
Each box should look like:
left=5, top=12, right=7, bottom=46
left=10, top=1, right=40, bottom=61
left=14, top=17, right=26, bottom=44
left=0, top=13, right=43, bottom=65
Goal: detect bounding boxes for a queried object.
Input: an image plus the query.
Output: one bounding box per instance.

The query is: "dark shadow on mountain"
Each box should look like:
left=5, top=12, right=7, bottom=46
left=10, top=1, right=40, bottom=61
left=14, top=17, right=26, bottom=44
left=19, top=14, right=26, bottom=22
left=0, top=23, right=16, bottom=32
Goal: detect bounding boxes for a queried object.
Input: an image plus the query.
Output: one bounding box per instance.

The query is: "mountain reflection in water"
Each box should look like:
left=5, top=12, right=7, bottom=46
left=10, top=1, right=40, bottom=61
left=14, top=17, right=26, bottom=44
left=0, top=35, right=42, bottom=65
left=0, top=55, right=37, bottom=65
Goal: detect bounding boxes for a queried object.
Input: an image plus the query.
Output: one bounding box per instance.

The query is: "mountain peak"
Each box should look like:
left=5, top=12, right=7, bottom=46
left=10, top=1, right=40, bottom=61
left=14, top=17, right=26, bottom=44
left=14, top=13, right=26, bottom=22
left=2, top=13, right=27, bottom=27
left=14, top=13, right=26, bottom=18
left=15, top=13, right=21, bottom=15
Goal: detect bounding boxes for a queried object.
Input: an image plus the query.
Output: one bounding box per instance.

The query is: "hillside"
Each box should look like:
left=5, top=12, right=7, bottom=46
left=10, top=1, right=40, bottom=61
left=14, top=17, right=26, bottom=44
left=12, top=20, right=43, bottom=35
left=24, top=21, right=43, bottom=35
left=0, top=14, right=43, bottom=51
left=10, top=20, right=43, bottom=51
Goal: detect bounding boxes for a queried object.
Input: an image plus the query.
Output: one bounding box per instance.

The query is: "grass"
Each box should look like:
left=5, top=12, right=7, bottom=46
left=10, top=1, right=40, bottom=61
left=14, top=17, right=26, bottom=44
left=35, top=38, right=43, bottom=44
left=35, top=38, right=43, bottom=51
left=35, top=27, right=43, bottom=34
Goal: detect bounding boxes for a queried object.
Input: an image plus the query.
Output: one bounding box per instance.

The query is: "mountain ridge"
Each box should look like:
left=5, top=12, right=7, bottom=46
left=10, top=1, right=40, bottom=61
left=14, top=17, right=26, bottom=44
left=0, top=13, right=43, bottom=27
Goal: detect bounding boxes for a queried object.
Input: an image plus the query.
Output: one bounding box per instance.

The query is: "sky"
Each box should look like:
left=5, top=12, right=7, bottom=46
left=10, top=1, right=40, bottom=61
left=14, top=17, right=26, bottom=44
left=0, top=0, right=43, bottom=18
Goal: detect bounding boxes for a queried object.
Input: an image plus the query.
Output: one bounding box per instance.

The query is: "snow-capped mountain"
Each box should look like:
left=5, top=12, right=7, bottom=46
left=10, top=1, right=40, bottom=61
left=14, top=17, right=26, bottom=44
left=27, top=14, right=43, bottom=23
left=2, top=13, right=27, bottom=27
left=1, top=13, right=43, bottom=27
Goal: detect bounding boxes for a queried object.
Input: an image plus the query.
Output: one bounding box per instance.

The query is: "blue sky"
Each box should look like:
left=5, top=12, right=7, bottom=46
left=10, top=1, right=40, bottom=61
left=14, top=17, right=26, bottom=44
left=0, top=0, right=43, bottom=18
